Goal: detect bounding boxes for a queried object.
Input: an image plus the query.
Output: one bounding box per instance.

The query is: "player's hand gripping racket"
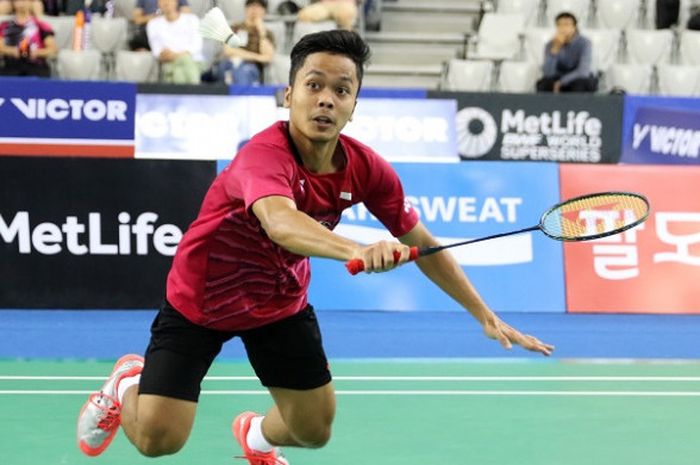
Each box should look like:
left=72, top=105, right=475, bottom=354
left=346, top=191, right=650, bottom=275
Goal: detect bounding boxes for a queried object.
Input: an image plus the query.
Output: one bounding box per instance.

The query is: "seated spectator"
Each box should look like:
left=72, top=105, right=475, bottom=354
left=147, top=0, right=202, bottom=84
left=130, top=0, right=189, bottom=50
left=298, top=0, right=357, bottom=31
left=656, top=0, right=680, bottom=29
left=0, top=0, right=57, bottom=77
left=687, top=4, right=700, bottom=30
left=536, top=12, right=597, bottom=93
left=216, top=0, right=275, bottom=85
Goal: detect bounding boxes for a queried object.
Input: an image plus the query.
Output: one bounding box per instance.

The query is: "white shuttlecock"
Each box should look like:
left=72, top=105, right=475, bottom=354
left=199, top=7, right=242, bottom=48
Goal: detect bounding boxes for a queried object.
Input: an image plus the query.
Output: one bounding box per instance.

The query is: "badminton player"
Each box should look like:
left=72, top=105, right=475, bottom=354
left=77, top=29, right=554, bottom=464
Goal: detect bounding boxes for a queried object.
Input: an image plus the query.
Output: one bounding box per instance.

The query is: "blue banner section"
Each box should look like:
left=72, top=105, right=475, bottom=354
left=0, top=77, right=136, bottom=140
left=621, top=95, right=700, bottom=165
left=342, top=98, right=459, bottom=162
left=358, top=88, right=427, bottom=99
left=135, top=94, right=278, bottom=160
left=309, top=162, right=565, bottom=313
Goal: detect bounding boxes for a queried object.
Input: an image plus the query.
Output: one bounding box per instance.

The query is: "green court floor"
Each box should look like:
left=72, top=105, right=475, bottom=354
left=1, top=359, right=699, bottom=465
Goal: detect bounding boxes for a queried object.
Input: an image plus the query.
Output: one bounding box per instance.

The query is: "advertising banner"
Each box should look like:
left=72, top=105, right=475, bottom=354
left=0, top=157, right=216, bottom=308
left=428, top=91, right=623, bottom=164
left=621, top=95, right=700, bottom=165
left=309, top=162, right=565, bottom=312
left=135, top=94, right=278, bottom=160
left=273, top=98, right=460, bottom=163
left=560, top=164, right=700, bottom=314
left=342, top=98, right=459, bottom=162
left=0, top=78, right=136, bottom=157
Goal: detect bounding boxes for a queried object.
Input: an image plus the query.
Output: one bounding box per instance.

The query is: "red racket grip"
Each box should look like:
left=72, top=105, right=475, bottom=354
left=345, top=246, right=419, bottom=275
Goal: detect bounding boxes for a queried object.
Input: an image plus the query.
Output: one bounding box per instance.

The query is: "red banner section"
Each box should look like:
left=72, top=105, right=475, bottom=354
left=560, top=164, right=700, bottom=314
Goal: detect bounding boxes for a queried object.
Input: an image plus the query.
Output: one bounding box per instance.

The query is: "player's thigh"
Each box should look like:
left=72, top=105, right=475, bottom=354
left=241, top=305, right=331, bottom=392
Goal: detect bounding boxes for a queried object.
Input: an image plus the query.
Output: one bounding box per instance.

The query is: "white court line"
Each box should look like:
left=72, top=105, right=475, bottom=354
left=2, top=376, right=700, bottom=381
left=1, top=390, right=699, bottom=397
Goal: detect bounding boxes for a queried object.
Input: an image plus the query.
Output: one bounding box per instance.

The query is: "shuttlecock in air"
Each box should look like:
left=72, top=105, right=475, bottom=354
left=199, top=7, right=242, bottom=48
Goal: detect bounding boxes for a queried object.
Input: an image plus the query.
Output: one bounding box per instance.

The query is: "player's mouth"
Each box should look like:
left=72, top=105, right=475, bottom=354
left=312, top=115, right=335, bottom=129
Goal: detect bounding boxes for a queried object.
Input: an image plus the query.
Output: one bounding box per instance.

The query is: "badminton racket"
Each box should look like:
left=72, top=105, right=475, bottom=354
left=346, top=191, right=650, bottom=275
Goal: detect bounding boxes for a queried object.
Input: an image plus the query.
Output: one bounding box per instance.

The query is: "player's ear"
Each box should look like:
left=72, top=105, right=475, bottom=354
left=283, top=85, right=292, bottom=108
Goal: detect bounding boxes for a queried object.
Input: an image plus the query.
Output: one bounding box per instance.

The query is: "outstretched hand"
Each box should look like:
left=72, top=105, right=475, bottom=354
left=483, top=314, right=554, bottom=356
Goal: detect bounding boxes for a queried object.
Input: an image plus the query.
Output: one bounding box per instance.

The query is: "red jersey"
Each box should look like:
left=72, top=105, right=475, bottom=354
left=167, top=121, right=419, bottom=330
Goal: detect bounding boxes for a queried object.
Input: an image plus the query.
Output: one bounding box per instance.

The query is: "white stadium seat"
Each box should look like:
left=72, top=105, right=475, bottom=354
left=114, top=50, right=159, bottom=82
left=43, top=16, right=76, bottom=50
left=291, top=20, right=337, bottom=48
left=498, top=60, right=538, bottom=93
left=585, top=28, right=622, bottom=75
left=57, top=49, right=103, bottom=80
left=608, top=63, right=653, bottom=94
left=657, top=64, right=700, bottom=97
left=626, top=29, right=673, bottom=65
left=596, top=0, right=640, bottom=29
left=444, top=59, right=494, bottom=92
left=496, top=0, right=541, bottom=26
left=470, top=13, right=526, bottom=61
left=679, top=30, right=700, bottom=65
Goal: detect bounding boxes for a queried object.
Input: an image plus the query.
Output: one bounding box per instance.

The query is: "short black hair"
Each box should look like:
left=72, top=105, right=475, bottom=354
left=555, top=11, right=578, bottom=26
left=245, top=0, right=267, bottom=9
left=289, top=29, right=371, bottom=90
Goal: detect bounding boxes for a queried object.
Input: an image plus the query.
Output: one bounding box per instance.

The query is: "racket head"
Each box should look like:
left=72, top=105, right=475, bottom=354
left=539, top=191, right=650, bottom=241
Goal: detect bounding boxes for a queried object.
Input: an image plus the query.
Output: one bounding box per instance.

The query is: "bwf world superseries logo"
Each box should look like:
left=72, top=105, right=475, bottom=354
left=456, top=106, right=604, bottom=162
left=456, top=107, right=498, bottom=159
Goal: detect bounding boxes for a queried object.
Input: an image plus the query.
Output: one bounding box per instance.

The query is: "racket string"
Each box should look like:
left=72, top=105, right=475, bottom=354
left=542, top=193, right=649, bottom=241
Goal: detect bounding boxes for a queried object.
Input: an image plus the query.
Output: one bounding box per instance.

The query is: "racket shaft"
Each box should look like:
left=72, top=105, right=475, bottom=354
left=419, top=225, right=542, bottom=256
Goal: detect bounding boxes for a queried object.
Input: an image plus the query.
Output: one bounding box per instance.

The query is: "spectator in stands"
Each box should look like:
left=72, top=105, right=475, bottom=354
left=656, top=0, right=680, bottom=29
left=130, top=0, right=190, bottom=50
left=687, top=3, right=700, bottom=30
left=0, top=0, right=56, bottom=77
left=216, top=0, right=275, bottom=85
left=536, top=12, right=597, bottom=93
left=147, top=0, right=203, bottom=84
left=298, top=0, right=357, bottom=31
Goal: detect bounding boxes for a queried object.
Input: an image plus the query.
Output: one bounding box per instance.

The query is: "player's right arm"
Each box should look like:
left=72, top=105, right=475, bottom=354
left=252, top=195, right=411, bottom=272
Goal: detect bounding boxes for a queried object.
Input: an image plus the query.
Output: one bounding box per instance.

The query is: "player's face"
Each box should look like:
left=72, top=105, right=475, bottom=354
left=12, top=0, right=32, bottom=14
left=555, top=17, right=576, bottom=41
left=157, top=0, right=178, bottom=15
left=284, top=52, right=358, bottom=143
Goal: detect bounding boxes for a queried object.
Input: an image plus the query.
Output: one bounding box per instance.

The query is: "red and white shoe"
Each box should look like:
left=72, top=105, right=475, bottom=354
left=233, top=411, right=289, bottom=465
left=76, top=354, right=144, bottom=456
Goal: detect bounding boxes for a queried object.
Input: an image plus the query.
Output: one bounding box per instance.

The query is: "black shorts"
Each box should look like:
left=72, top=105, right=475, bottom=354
left=138, top=300, right=332, bottom=402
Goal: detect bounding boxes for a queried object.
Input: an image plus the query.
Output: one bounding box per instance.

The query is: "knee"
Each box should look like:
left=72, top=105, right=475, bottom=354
left=134, top=432, right=186, bottom=457
left=293, top=424, right=332, bottom=449
left=131, top=417, right=189, bottom=457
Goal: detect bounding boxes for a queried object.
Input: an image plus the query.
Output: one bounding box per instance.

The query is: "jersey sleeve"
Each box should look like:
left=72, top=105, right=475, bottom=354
left=36, top=19, right=55, bottom=40
left=363, top=154, right=419, bottom=238
left=224, top=143, right=296, bottom=211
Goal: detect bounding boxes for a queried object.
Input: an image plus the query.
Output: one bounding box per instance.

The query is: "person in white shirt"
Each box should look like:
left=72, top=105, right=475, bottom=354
left=146, top=0, right=203, bottom=84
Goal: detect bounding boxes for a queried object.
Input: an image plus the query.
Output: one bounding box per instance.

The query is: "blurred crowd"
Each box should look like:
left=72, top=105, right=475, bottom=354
left=0, top=0, right=361, bottom=83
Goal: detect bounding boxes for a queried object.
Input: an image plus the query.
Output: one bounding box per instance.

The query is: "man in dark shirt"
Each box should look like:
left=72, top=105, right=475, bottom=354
left=536, top=12, right=597, bottom=93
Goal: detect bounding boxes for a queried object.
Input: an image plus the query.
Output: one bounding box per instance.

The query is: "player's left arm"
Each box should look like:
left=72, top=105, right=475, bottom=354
left=398, top=221, right=554, bottom=356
